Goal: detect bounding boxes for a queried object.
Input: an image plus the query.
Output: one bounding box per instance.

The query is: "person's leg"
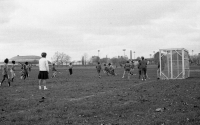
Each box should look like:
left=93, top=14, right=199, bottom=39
left=127, top=71, right=130, bottom=80
left=43, top=80, right=47, bottom=90
left=1, top=75, right=6, bottom=85
left=144, top=68, right=147, bottom=80
left=6, top=75, right=10, bottom=86
left=39, top=79, right=42, bottom=89
left=157, top=69, right=160, bottom=79
left=122, top=70, right=126, bottom=78
left=141, top=68, right=144, bottom=80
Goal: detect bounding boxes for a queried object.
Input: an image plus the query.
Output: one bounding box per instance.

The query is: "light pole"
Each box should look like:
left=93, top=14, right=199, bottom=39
left=192, top=50, right=194, bottom=56
left=134, top=51, right=135, bottom=59
left=98, top=50, right=100, bottom=57
left=123, top=49, right=126, bottom=57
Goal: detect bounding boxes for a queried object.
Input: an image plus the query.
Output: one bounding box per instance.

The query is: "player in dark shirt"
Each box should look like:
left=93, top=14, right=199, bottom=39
left=140, top=57, right=147, bottom=81
left=96, top=62, right=102, bottom=78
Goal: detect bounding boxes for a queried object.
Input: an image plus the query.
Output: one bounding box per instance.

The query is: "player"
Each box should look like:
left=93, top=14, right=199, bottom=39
left=122, top=61, right=131, bottom=79
left=140, top=57, right=147, bottom=81
left=138, top=60, right=142, bottom=79
left=0, top=58, right=11, bottom=86
left=103, top=63, right=110, bottom=75
left=68, top=62, right=73, bottom=75
left=108, top=63, right=117, bottom=76
left=130, top=60, right=136, bottom=75
left=10, top=61, right=16, bottom=82
left=38, top=52, right=49, bottom=90
left=19, top=62, right=29, bottom=80
left=96, top=62, right=102, bottom=78
left=51, top=63, right=57, bottom=78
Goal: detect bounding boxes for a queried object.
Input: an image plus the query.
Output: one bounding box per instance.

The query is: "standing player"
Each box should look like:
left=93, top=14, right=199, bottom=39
left=68, top=62, right=73, bottom=75
left=10, top=61, right=16, bottom=82
left=20, top=62, right=29, bottom=80
left=96, top=62, right=102, bottom=78
left=122, top=61, right=131, bottom=79
left=140, top=57, right=148, bottom=81
left=38, top=52, right=49, bottom=90
left=138, top=60, right=142, bottom=79
left=0, top=58, right=11, bottom=86
left=51, top=64, right=57, bottom=78
left=130, top=60, right=135, bottom=75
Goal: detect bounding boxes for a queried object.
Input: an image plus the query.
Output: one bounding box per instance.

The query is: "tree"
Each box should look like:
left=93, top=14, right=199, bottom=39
left=82, top=56, right=85, bottom=65
left=51, top=52, right=71, bottom=65
left=89, top=56, right=100, bottom=65
left=84, top=53, right=88, bottom=65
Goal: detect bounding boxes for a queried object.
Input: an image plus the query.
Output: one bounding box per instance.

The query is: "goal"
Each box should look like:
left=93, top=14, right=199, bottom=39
left=159, top=48, right=190, bottom=79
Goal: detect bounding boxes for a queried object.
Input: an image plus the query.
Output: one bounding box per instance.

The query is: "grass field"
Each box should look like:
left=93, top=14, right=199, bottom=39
left=0, top=66, right=200, bottom=125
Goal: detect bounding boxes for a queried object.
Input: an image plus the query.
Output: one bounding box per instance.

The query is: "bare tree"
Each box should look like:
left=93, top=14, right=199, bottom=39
left=51, top=52, right=71, bottom=65
left=84, top=53, right=88, bottom=65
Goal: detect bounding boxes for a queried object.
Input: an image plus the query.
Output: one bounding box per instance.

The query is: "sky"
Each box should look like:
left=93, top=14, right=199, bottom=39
left=0, top=0, right=200, bottom=62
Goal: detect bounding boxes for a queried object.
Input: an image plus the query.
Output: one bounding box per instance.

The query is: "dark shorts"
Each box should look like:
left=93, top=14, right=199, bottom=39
left=97, top=69, right=101, bottom=73
left=125, top=68, right=130, bottom=72
left=38, top=71, right=49, bottom=79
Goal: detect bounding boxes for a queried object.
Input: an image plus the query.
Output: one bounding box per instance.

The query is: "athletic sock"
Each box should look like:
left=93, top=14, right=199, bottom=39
left=44, top=86, right=47, bottom=90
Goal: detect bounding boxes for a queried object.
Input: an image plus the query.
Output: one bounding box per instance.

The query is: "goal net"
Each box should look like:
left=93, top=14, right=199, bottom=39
left=159, top=48, right=190, bottom=79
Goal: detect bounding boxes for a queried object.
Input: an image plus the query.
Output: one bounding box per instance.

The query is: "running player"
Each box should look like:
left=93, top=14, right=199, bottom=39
left=10, top=61, right=16, bottom=82
left=0, top=58, right=11, bottom=86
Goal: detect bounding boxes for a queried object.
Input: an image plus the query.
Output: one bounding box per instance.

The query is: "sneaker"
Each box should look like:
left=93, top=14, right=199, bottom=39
left=39, top=86, right=42, bottom=90
left=0, top=82, right=1, bottom=86
left=122, top=76, right=124, bottom=78
left=142, top=79, right=143, bottom=81
left=44, top=86, right=47, bottom=90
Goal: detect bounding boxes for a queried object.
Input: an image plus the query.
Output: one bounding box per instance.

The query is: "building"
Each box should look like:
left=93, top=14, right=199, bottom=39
left=10, top=55, right=42, bottom=64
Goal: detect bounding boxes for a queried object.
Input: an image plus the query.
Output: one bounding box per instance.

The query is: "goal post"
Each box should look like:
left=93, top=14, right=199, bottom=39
left=159, top=48, right=190, bottom=79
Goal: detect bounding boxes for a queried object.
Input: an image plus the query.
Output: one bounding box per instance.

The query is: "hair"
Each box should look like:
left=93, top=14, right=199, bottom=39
left=70, top=62, right=72, bottom=65
left=25, top=62, right=28, bottom=65
left=141, top=56, right=144, bottom=60
left=126, top=61, right=129, bottom=63
left=41, top=52, right=47, bottom=57
left=104, top=64, right=106, bottom=66
left=4, top=58, right=9, bottom=64
left=12, top=61, right=15, bottom=64
left=98, top=62, right=100, bottom=64
left=52, top=63, right=55, bottom=66
left=108, top=63, right=111, bottom=65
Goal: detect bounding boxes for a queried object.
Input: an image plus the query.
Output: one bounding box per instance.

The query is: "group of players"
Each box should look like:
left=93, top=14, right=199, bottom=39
left=0, top=58, right=32, bottom=86
left=96, top=56, right=148, bottom=81
left=0, top=53, right=148, bottom=89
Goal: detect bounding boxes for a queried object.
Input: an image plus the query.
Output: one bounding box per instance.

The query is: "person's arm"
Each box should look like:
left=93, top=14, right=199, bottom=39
left=46, top=60, right=49, bottom=72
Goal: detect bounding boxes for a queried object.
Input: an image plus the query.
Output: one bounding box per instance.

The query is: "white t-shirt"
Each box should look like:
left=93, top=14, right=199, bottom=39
left=39, top=58, right=49, bottom=72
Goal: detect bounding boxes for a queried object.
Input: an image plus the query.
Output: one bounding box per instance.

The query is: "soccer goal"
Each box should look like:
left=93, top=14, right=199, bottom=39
left=159, top=48, right=190, bottom=79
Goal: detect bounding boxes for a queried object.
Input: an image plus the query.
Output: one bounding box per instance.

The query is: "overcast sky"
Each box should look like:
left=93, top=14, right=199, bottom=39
left=0, top=0, right=199, bottom=62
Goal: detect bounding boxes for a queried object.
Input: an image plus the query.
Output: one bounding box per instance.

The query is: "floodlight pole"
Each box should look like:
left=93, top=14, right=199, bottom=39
left=98, top=50, right=100, bottom=57
left=123, top=49, right=126, bottom=57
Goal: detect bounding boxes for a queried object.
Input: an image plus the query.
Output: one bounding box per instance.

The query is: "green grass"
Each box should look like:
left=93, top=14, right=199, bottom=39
left=0, top=66, right=200, bottom=125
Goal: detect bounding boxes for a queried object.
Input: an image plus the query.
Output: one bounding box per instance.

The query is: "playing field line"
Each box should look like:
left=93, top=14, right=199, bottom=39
left=68, top=80, right=156, bottom=102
